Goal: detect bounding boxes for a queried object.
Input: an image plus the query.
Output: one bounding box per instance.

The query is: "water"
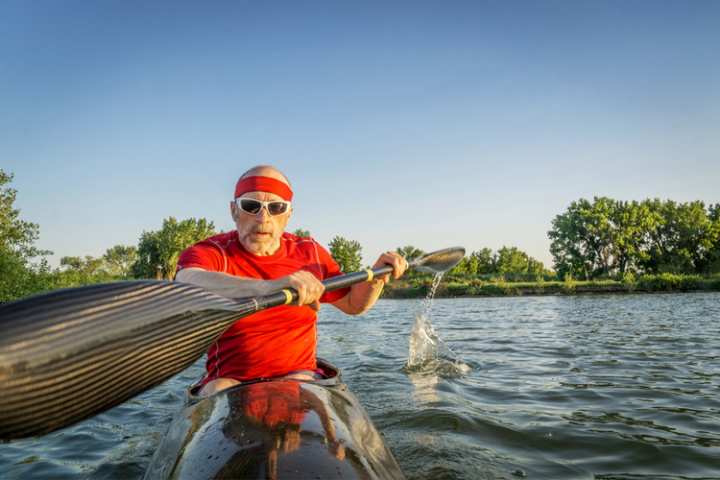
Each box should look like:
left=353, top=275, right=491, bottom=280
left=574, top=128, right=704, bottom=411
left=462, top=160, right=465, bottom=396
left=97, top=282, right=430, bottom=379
left=2, top=292, right=720, bottom=479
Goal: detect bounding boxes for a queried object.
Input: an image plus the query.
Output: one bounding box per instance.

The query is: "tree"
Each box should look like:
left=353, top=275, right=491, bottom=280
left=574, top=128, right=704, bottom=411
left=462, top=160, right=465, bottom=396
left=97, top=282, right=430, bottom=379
left=0, top=170, right=49, bottom=260
left=640, top=200, right=717, bottom=274
left=707, top=204, right=720, bottom=273
left=131, top=217, right=215, bottom=279
left=471, top=248, right=495, bottom=275
left=549, top=197, right=619, bottom=279
left=0, top=170, right=53, bottom=302
left=292, top=228, right=311, bottom=238
left=495, top=246, right=530, bottom=280
left=103, top=245, right=138, bottom=278
left=57, top=254, right=114, bottom=286
left=396, top=245, right=425, bottom=262
left=328, top=236, right=362, bottom=273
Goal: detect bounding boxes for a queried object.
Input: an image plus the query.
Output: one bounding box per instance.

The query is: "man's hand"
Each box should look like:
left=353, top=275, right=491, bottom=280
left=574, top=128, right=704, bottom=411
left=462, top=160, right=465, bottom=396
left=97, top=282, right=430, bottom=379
left=372, top=251, right=408, bottom=284
left=284, top=270, right=325, bottom=310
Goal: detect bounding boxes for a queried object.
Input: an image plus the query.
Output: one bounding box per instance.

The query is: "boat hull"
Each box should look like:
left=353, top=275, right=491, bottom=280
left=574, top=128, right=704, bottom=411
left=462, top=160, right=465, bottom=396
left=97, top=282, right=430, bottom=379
left=145, top=361, right=405, bottom=479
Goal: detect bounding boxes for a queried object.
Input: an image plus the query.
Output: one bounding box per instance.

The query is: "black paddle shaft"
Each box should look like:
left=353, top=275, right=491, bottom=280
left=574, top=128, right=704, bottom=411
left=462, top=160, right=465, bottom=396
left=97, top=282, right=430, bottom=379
left=254, top=265, right=394, bottom=310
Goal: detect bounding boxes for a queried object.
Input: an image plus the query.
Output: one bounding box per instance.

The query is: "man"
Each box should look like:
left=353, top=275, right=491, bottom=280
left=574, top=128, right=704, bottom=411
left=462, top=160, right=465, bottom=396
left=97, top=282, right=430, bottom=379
left=175, top=165, right=407, bottom=396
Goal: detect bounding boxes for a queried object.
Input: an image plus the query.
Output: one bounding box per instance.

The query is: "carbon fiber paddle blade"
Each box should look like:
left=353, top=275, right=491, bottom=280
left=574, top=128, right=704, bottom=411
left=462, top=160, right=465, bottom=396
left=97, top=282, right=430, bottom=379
left=0, top=281, right=254, bottom=440
left=411, top=247, right=466, bottom=273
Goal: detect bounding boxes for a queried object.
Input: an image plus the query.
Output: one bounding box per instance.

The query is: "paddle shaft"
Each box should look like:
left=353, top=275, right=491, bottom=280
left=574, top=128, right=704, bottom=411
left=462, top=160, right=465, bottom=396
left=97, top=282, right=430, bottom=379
left=255, top=265, right=394, bottom=310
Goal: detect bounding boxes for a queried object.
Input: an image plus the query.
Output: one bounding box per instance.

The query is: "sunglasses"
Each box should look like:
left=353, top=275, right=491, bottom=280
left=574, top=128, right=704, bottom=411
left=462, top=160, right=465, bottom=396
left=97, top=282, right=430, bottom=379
left=235, top=198, right=291, bottom=216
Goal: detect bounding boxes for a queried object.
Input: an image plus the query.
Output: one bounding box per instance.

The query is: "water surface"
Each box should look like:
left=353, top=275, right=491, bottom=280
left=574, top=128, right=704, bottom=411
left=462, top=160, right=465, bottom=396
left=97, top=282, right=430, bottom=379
left=2, top=292, right=719, bottom=479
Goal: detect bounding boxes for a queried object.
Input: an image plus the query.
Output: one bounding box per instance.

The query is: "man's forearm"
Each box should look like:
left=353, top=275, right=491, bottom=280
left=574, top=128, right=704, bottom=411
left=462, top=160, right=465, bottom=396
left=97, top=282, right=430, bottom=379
left=175, top=268, right=285, bottom=299
left=344, top=279, right=385, bottom=315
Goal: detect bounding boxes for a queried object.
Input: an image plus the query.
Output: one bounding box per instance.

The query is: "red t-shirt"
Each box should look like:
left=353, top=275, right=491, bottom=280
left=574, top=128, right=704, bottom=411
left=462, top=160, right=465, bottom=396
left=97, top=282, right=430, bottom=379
left=176, top=231, right=349, bottom=383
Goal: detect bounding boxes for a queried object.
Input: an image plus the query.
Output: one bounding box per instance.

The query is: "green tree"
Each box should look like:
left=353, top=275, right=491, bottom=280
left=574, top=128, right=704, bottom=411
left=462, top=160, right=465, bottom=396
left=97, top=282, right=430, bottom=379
left=103, top=245, right=138, bottom=278
left=0, top=170, right=53, bottom=302
left=328, top=236, right=362, bottom=273
left=707, top=204, right=720, bottom=273
left=607, top=200, right=656, bottom=275
left=495, top=246, right=530, bottom=280
left=549, top=197, right=617, bottom=279
left=292, top=228, right=311, bottom=238
left=471, top=248, right=495, bottom=275
left=527, top=258, right=546, bottom=280
left=57, top=254, right=114, bottom=286
left=641, top=200, right=717, bottom=274
left=396, top=245, right=425, bottom=262
left=131, top=217, right=215, bottom=279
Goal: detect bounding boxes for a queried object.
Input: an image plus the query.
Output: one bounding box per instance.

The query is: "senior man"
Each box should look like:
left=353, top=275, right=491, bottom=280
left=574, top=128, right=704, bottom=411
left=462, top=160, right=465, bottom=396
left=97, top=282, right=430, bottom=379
left=176, top=165, right=407, bottom=396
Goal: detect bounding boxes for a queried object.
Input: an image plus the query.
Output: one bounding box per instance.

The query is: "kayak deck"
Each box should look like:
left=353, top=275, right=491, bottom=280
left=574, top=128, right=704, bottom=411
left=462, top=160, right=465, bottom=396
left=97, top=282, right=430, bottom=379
left=144, top=359, right=405, bottom=479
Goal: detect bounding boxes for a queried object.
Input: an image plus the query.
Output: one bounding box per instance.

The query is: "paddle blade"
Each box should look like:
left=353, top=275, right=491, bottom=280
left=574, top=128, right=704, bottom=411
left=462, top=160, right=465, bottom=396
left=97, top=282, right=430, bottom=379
left=411, top=247, right=465, bottom=274
left=0, top=281, right=252, bottom=441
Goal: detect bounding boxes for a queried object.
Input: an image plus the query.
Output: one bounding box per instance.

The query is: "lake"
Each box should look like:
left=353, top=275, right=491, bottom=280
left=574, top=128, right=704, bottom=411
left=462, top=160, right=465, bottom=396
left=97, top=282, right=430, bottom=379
left=2, top=292, right=719, bottom=479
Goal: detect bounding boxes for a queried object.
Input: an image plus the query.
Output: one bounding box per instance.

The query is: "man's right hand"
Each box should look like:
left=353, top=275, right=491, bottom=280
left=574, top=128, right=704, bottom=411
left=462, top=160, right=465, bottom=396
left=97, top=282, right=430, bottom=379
left=283, top=270, right=325, bottom=310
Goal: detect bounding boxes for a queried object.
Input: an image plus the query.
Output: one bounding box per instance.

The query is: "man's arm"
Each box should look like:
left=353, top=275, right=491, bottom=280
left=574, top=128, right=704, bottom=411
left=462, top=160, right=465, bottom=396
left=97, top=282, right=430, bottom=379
left=176, top=267, right=326, bottom=307
left=331, top=251, right=407, bottom=315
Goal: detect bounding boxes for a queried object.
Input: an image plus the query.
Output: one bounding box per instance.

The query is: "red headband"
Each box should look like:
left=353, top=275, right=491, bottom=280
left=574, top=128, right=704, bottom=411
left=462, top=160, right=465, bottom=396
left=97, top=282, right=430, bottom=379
left=234, top=175, right=294, bottom=201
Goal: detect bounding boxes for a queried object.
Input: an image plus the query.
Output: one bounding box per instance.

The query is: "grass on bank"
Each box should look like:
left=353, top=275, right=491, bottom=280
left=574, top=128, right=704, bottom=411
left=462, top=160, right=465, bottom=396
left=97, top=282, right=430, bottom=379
left=383, top=273, right=720, bottom=298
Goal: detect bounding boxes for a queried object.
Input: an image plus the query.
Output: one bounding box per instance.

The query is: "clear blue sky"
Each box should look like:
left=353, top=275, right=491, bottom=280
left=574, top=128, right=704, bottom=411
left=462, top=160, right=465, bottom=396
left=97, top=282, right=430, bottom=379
left=2, top=1, right=718, bottom=267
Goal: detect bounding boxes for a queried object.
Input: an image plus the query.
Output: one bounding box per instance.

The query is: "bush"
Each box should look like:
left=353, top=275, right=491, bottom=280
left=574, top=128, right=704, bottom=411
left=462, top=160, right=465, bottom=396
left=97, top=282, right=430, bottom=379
left=563, top=273, right=576, bottom=293
left=636, top=273, right=702, bottom=291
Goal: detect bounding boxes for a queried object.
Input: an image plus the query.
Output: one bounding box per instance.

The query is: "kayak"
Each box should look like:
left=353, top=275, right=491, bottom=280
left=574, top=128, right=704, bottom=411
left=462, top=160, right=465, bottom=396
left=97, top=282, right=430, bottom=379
left=144, top=359, right=405, bottom=480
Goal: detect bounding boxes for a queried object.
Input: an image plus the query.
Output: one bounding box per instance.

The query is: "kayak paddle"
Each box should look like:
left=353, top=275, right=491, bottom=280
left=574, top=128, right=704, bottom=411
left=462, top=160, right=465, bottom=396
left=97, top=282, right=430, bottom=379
left=0, top=246, right=464, bottom=440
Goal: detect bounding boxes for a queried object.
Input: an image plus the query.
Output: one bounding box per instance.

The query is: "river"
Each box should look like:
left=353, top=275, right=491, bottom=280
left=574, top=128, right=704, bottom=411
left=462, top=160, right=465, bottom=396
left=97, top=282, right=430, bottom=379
left=1, top=292, right=719, bottom=479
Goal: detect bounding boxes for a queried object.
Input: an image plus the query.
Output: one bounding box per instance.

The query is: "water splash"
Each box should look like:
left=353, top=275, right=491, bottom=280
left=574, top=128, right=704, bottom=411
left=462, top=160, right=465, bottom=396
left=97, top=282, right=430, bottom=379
left=404, top=273, right=470, bottom=377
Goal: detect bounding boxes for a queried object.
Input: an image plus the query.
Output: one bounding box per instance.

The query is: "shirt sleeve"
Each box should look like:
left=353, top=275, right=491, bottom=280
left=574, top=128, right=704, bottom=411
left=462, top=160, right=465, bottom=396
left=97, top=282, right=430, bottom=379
left=176, top=240, right=224, bottom=274
left=315, top=241, right=351, bottom=303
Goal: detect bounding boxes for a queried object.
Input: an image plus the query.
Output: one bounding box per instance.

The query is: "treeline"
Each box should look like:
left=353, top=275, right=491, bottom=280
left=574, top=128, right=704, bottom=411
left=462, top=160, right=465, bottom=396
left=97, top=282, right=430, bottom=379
left=2, top=169, right=719, bottom=302
left=549, top=197, right=720, bottom=280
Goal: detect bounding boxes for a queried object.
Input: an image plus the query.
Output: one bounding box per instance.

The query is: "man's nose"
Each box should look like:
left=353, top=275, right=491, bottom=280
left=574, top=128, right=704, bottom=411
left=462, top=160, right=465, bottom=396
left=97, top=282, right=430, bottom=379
left=255, top=206, right=271, bottom=221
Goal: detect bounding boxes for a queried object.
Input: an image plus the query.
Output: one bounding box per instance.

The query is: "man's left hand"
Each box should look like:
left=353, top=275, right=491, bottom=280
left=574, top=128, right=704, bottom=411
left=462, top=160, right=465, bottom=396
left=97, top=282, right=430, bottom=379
left=372, top=251, right=408, bottom=284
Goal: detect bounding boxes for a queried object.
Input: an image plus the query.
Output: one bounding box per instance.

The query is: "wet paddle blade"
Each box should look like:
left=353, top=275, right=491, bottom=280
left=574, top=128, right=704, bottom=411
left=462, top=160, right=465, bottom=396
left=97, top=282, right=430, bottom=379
left=0, top=281, right=253, bottom=441
left=411, top=247, right=465, bottom=274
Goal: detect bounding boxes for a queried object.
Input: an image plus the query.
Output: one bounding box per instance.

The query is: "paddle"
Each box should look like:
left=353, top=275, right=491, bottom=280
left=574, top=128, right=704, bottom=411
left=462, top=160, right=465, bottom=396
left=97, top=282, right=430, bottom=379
left=0, top=247, right=464, bottom=440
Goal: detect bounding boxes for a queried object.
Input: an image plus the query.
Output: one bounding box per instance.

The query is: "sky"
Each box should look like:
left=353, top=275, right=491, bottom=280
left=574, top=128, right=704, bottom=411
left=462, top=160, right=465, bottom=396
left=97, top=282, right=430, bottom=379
left=2, top=1, right=718, bottom=268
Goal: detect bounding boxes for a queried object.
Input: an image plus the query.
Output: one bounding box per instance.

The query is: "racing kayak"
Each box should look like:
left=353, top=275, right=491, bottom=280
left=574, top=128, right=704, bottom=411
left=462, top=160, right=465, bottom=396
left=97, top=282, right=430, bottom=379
left=144, top=359, right=405, bottom=480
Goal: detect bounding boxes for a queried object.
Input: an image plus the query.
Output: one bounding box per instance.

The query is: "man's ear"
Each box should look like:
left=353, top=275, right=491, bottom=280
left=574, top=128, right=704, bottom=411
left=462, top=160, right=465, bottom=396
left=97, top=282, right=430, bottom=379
left=230, top=201, right=239, bottom=222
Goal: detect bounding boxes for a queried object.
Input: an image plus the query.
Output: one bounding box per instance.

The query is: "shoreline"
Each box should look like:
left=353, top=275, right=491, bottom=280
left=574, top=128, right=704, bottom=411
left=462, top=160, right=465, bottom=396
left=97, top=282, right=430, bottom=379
left=382, top=277, right=720, bottom=299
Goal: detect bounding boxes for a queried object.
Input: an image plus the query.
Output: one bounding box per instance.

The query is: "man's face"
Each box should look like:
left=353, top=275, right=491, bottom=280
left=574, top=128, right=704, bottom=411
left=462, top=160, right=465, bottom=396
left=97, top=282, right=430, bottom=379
left=231, top=191, right=291, bottom=255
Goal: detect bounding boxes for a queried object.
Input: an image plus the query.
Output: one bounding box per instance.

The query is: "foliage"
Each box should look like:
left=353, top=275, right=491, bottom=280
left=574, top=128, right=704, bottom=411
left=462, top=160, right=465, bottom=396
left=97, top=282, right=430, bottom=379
left=131, top=217, right=215, bottom=279
left=448, top=246, right=547, bottom=281
left=635, top=273, right=702, bottom=291
left=103, top=245, right=138, bottom=278
left=396, top=245, right=425, bottom=262
left=57, top=254, right=116, bottom=285
left=0, top=170, right=54, bottom=302
left=549, top=197, right=720, bottom=279
left=292, top=228, right=311, bottom=238
left=0, top=170, right=49, bottom=260
left=383, top=273, right=720, bottom=298
left=328, top=236, right=362, bottom=273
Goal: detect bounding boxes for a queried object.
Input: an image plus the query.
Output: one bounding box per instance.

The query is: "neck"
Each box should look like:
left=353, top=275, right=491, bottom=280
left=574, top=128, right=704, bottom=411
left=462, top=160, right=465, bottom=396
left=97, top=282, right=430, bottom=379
left=238, top=232, right=282, bottom=256
left=255, top=239, right=281, bottom=256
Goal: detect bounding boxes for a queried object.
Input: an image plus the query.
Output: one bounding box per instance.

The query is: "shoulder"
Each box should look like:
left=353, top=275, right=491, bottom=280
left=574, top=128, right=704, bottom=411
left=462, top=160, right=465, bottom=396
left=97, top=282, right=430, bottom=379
left=282, top=232, right=325, bottom=254
left=177, top=231, right=236, bottom=273
left=202, top=231, right=237, bottom=250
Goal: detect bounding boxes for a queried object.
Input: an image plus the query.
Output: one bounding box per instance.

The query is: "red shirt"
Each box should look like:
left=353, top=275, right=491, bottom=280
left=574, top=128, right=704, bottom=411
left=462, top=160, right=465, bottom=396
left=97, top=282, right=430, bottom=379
left=176, top=231, right=349, bottom=383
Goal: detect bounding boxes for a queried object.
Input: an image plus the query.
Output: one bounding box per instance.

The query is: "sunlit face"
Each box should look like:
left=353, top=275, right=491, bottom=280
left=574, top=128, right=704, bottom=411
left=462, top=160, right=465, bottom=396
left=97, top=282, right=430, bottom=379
left=230, top=191, right=292, bottom=255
